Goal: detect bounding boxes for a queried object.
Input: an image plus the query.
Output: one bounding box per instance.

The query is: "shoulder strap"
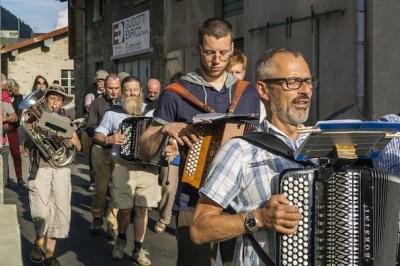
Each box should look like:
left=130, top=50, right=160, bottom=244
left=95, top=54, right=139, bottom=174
left=244, top=234, right=275, bottom=266
left=165, top=82, right=215, bottom=113
left=228, top=80, right=250, bottom=114
left=239, top=132, right=312, bottom=167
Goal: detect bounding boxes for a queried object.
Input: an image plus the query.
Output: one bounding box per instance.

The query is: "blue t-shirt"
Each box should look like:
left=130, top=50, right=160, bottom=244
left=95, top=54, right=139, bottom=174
left=153, top=73, right=260, bottom=211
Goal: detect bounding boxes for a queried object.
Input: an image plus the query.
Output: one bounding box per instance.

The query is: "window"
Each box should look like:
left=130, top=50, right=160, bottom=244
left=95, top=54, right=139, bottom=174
left=93, top=0, right=104, bottom=22
left=223, top=0, right=243, bottom=18
left=61, top=70, right=75, bottom=95
left=116, top=58, right=151, bottom=88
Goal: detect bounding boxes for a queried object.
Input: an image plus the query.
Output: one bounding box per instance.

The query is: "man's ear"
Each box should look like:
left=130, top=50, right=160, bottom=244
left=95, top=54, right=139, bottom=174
left=256, top=81, right=269, bottom=102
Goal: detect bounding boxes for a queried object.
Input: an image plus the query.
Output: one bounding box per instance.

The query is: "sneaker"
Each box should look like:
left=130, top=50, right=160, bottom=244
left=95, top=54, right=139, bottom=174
left=132, top=248, right=151, bottom=266
left=87, top=183, right=95, bottom=192
left=29, top=244, right=44, bottom=263
left=43, top=256, right=61, bottom=266
left=112, top=238, right=127, bottom=260
left=105, top=228, right=118, bottom=240
left=89, top=217, right=103, bottom=235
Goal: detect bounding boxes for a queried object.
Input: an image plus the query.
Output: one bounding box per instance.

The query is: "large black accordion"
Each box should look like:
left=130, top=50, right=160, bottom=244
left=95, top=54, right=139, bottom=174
left=275, top=166, right=400, bottom=266
left=119, top=116, right=167, bottom=167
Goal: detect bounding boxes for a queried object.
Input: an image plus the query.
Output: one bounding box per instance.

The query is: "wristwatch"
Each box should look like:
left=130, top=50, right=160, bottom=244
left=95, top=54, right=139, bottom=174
left=244, top=210, right=259, bottom=232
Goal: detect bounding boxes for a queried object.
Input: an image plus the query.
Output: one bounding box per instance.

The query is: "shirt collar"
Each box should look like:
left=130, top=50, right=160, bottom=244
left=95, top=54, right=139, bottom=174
left=258, top=120, right=309, bottom=150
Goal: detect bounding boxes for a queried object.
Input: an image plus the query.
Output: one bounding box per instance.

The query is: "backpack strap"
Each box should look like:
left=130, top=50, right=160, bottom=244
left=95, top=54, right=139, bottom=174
left=165, top=82, right=215, bottom=113
left=239, top=132, right=314, bottom=167
left=228, top=80, right=250, bottom=114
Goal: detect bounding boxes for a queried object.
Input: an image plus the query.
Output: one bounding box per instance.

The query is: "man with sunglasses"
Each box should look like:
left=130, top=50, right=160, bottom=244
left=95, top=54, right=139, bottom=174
left=191, top=48, right=317, bottom=265
left=138, top=18, right=259, bottom=266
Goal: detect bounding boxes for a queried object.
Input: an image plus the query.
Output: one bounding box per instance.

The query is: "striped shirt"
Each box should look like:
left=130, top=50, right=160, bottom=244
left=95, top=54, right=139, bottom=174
left=199, top=120, right=309, bottom=266
left=373, top=114, right=400, bottom=175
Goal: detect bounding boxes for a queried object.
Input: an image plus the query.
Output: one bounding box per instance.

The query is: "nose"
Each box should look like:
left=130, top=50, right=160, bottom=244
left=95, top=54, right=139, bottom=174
left=298, top=81, right=313, bottom=96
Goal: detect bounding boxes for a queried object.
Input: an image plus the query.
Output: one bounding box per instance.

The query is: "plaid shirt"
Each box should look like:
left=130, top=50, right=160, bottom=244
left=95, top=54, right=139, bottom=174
left=373, top=114, right=400, bottom=175
left=199, top=120, right=309, bottom=266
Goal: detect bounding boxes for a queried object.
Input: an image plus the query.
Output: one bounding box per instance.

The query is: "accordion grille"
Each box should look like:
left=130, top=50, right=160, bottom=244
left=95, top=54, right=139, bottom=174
left=325, top=170, right=361, bottom=265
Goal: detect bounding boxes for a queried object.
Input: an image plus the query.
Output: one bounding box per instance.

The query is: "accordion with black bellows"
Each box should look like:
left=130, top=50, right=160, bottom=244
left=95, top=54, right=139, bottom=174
left=275, top=166, right=400, bottom=266
left=119, top=116, right=168, bottom=167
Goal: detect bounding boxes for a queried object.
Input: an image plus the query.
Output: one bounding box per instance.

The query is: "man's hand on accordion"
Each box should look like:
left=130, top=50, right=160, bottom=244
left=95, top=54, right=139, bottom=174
left=257, top=194, right=302, bottom=235
left=107, top=130, right=126, bottom=145
left=164, top=138, right=179, bottom=161
left=161, top=122, right=201, bottom=148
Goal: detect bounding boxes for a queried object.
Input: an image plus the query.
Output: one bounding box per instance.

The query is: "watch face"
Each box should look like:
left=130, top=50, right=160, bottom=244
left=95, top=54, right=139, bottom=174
left=248, top=218, right=257, bottom=228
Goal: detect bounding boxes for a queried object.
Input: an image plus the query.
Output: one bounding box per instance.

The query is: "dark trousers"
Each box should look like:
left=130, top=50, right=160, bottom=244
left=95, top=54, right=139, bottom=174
left=7, top=126, right=22, bottom=179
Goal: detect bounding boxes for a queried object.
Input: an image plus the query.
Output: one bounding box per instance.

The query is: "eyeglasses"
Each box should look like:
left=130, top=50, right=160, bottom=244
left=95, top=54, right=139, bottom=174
left=199, top=46, right=232, bottom=62
left=262, top=77, right=319, bottom=91
left=37, top=81, right=46, bottom=85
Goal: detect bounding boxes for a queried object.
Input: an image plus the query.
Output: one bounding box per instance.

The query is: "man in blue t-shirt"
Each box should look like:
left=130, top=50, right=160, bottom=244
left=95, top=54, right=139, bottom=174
left=138, top=18, right=260, bottom=266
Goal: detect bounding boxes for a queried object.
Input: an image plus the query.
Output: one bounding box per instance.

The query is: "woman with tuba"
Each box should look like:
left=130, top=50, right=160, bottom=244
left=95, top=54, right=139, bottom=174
left=24, top=84, right=81, bottom=266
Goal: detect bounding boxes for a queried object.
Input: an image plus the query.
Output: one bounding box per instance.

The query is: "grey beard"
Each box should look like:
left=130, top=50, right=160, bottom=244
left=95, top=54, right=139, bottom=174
left=269, top=95, right=309, bottom=126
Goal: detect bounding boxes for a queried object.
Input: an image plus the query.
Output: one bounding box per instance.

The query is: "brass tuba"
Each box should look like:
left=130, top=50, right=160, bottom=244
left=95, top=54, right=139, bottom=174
left=19, top=89, right=76, bottom=168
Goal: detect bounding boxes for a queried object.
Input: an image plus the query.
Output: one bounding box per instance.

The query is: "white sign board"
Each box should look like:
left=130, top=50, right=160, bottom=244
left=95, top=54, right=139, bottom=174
left=112, top=10, right=150, bottom=57
left=0, top=30, right=19, bottom=38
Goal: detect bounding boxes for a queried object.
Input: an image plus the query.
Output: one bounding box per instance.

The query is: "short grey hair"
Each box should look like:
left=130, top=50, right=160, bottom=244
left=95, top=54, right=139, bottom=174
left=255, top=48, right=304, bottom=81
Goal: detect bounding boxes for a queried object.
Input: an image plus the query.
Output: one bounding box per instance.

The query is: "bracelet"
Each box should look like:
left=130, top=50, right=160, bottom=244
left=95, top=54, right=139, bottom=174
left=104, top=136, right=108, bottom=145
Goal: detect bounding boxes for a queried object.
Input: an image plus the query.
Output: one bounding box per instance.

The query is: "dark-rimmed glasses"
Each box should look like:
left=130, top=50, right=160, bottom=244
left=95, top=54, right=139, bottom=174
left=262, top=77, right=319, bottom=91
left=199, top=46, right=232, bottom=62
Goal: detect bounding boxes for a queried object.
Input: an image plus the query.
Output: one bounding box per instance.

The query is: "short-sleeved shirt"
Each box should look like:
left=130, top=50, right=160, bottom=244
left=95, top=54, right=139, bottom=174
left=199, top=120, right=309, bottom=266
left=373, top=114, right=400, bottom=175
left=153, top=71, right=260, bottom=211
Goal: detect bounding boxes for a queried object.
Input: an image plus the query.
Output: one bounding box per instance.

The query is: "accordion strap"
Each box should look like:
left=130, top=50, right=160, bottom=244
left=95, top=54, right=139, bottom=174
left=228, top=80, right=250, bottom=114
left=239, top=132, right=314, bottom=167
left=165, top=80, right=250, bottom=114
left=245, top=234, right=275, bottom=266
left=165, top=82, right=215, bottom=113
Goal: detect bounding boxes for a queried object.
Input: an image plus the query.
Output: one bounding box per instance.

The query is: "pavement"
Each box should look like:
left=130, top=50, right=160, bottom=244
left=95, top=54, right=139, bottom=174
left=4, top=152, right=178, bottom=266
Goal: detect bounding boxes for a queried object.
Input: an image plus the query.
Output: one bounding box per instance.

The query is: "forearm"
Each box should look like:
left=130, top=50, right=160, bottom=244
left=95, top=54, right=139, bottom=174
left=190, top=212, right=247, bottom=244
left=93, top=132, right=107, bottom=145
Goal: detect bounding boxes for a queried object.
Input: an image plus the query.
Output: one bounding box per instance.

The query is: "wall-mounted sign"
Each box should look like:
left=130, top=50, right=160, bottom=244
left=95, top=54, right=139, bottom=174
left=0, top=30, right=19, bottom=38
left=112, top=10, right=150, bottom=57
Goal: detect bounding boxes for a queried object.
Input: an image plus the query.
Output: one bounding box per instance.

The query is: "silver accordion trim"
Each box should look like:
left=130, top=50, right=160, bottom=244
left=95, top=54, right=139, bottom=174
left=274, top=166, right=400, bottom=266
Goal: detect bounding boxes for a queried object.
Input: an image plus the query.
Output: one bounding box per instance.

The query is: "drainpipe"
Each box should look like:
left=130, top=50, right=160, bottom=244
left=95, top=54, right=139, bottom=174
left=70, top=0, right=86, bottom=117
left=355, top=0, right=366, bottom=115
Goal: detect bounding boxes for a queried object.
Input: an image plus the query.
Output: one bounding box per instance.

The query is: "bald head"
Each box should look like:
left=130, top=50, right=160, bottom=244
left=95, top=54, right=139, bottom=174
left=146, top=78, right=161, bottom=102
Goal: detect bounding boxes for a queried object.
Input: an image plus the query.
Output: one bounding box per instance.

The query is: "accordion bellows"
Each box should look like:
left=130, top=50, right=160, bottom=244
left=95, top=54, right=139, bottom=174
left=275, top=166, right=400, bottom=266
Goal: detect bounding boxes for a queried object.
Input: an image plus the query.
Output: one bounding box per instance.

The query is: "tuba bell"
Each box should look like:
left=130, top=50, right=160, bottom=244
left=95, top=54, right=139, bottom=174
left=19, top=89, right=76, bottom=168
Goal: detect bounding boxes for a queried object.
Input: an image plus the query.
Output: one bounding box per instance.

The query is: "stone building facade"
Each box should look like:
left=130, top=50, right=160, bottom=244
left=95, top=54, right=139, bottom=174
left=68, top=0, right=164, bottom=116
left=67, top=0, right=400, bottom=120
left=1, top=27, right=74, bottom=96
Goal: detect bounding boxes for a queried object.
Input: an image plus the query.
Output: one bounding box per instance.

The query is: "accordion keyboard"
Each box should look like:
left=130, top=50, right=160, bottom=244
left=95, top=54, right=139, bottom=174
left=280, top=171, right=313, bottom=266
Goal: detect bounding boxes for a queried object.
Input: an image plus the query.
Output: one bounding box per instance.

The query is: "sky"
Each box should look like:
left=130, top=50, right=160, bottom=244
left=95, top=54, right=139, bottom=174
left=1, top=0, right=68, bottom=33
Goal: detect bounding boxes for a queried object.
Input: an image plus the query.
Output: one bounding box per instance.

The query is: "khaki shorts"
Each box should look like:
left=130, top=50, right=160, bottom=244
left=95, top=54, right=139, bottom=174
left=110, top=161, right=161, bottom=209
